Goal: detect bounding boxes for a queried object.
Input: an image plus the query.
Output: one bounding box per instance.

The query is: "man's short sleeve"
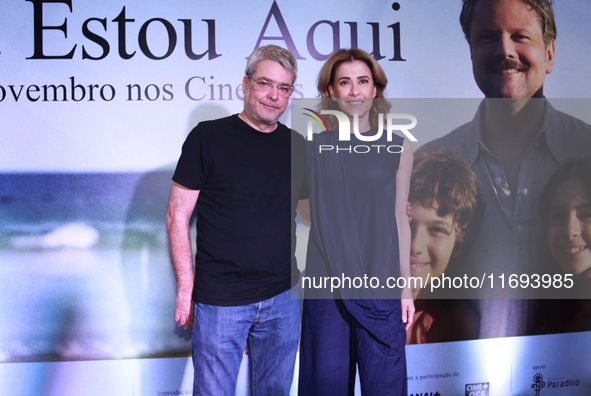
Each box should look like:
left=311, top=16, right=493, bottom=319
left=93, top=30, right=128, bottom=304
left=172, top=124, right=211, bottom=190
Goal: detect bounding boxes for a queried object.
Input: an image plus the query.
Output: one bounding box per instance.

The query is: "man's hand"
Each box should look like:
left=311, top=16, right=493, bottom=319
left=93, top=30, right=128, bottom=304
left=175, top=292, right=194, bottom=329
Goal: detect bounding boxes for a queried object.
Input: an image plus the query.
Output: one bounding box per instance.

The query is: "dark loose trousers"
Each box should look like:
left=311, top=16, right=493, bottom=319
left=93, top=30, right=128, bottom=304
left=299, top=298, right=407, bottom=396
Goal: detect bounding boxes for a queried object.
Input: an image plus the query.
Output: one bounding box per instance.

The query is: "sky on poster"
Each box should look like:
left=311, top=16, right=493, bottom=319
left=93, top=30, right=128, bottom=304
left=0, top=0, right=590, bottom=172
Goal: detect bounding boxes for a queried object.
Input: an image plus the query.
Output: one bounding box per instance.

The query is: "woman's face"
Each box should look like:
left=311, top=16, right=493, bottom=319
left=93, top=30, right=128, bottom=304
left=547, top=178, right=591, bottom=277
left=328, top=60, right=377, bottom=124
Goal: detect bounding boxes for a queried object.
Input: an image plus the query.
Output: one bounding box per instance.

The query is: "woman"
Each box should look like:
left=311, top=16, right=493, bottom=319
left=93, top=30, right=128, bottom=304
left=299, top=48, right=414, bottom=395
left=534, top=158, right=591, bottom=334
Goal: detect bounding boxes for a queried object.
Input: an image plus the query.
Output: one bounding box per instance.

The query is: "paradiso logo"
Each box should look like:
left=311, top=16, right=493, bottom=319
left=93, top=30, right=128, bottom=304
left=531, top=373, right=545, bottom=396
left=303, top=108, right=418, bottom=154
left=532, top=373, right=581, bottom=394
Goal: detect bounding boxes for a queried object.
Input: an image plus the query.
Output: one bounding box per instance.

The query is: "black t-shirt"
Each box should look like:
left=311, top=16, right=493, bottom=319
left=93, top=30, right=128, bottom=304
left=173, top=114, right=306, bottom=305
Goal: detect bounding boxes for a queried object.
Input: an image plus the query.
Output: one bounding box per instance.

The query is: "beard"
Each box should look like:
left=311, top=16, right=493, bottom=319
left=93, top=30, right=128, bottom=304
left=243, top=97, right=284, bottom=126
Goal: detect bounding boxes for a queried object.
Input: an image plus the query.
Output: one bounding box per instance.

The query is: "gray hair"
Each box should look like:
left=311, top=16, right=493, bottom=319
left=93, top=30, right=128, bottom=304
left=245, top=45, right=298, bottom=83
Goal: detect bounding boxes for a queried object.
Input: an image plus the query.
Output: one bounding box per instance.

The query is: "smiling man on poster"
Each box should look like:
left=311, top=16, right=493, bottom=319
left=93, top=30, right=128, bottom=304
left=166, top=45, right=306, bottom=395
left=424, top=0, right=591, bottom=338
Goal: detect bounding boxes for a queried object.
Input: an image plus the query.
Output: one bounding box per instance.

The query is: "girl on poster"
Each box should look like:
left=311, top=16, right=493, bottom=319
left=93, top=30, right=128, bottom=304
left=535, top=158, right=591, bottom=334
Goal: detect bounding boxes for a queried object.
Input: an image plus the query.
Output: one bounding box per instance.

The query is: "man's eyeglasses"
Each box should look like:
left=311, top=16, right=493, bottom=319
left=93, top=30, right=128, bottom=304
left=247, top=75, right=294, bottom=98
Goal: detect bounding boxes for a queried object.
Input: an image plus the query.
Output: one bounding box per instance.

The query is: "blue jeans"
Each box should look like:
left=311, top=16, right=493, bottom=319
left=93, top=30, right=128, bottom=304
left=192, top=286, right=300, bottom=395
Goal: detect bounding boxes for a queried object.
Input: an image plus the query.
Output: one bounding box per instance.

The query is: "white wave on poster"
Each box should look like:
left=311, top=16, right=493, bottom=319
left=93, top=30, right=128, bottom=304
left=11, top=223, right=99, bottom=249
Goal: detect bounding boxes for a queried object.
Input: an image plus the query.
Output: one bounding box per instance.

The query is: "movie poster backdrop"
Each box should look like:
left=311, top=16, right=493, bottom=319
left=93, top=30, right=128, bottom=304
left=1, top=1, right=590, bottom=395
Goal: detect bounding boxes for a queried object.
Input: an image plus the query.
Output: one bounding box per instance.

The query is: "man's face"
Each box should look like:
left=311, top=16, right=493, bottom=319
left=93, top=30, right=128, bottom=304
left=469, top=0, right=555, bottom=99
left=242, top=59, right=293, bottom=129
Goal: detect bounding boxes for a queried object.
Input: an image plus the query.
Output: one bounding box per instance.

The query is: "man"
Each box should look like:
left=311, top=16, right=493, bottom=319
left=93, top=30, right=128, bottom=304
left=166, top=45, right=306, bottom=395
left=424, top=0, right=591, bottom=338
